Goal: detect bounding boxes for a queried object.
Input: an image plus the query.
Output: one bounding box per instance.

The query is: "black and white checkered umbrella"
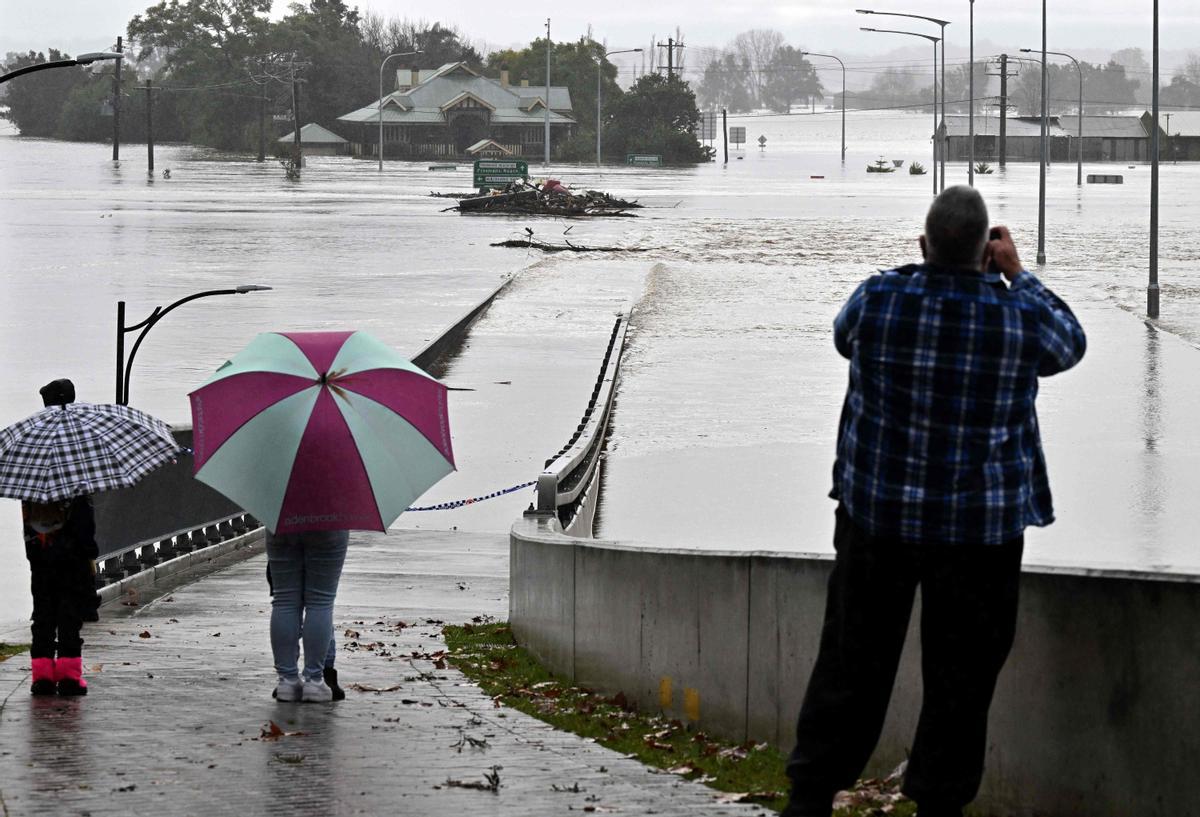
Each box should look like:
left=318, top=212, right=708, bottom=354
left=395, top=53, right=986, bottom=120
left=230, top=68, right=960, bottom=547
left=0, top=403, right=182, bottom=503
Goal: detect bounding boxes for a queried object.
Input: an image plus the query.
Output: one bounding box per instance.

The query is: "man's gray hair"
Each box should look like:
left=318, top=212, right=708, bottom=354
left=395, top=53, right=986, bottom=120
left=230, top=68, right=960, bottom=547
left=924, top=185, right=989, bottom=268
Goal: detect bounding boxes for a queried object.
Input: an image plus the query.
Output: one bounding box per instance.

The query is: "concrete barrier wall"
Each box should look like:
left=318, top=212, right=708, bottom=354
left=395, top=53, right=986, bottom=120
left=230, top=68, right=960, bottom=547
left=510, top=515, right=1200, bottom=817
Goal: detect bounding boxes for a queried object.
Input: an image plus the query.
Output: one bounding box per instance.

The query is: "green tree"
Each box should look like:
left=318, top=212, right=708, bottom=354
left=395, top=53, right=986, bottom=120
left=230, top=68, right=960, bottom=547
left=695, top=52, right=754, bottom=113
left=2, top=50, right=95, bottom=137
left=760, top=46, right=821, bottom=114
left=603, top=73, right=711, bottom=164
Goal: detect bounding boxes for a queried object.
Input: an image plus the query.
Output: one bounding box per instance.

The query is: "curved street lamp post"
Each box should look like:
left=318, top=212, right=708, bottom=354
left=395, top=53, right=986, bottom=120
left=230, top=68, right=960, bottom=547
left=858, top=9, right=947, bottom=189
left=1022, top=48, right=1083, bottom=186
left=378, top=51, right=423, bottom=172
left=0, top=51, right=122, bottom=85
left=597, top=49, right=642, bottom=167
left=800, top=51, right=846, bottom=163
left=861, top=27, right=940, bottom=195
left=116, top=286, right=273, bottom=405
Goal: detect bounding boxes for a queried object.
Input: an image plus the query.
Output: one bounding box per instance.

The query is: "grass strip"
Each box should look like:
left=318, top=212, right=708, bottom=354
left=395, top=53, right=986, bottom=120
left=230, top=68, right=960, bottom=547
left=442, top=620, right=916, bottom=816
left=0, top=643, right=29, bottom=663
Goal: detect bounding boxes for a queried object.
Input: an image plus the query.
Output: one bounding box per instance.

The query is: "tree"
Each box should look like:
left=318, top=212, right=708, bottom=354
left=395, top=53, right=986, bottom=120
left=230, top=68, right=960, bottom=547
left=941, top=61, right=990, bottom=114
left=2, top=50, right=95, bottom=138
left=695, top=52, right=754, bottom=113
left=485, top=37, right=618, bottom=142
left=360, top=15, right=482, bottom=73
left=603, top=73, right=711, bottom=163
left=1111, top=47, right=1150, bottom=105
left=732, top=29, right=784, bottom=105
left=760, top=46, right=821, bottom=113
left=1161, top=75, right=1200, bottom=108
left=864, top=67, right=918, bottom=109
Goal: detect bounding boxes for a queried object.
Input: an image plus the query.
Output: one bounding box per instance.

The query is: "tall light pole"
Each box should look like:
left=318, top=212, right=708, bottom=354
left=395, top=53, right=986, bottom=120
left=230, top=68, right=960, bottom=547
left=545, top=18, right=552, bottom=170
left=1022, top=48, right=1083, bottom=186
left=968, top=0, right=975, bottom=185
left=862, top=27, right=939, bottom=196
left=378, top=50, right=423, bottom=172
left=0, top=51, right=122, bottom=85
left=800, top=50, right=846, bottom=163
left=597, top=48, right=642, bottom=167
left=857, top=10, right=948, bottom=188
left=1149, top=0, right=1160, bottom=317
left=1037, top=0, right=1047, bottom=265
left=116, top=286, right=272, bottom=405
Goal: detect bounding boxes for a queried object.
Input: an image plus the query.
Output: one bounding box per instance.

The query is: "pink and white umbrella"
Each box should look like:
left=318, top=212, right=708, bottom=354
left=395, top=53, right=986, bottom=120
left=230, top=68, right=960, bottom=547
left=189, top=330, right=454, bottom=534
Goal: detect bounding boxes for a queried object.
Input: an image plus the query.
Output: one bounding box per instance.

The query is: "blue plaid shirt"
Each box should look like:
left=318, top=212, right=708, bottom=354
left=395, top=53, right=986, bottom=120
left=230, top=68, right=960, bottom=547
left=830, top=263, right=1086, bottom=545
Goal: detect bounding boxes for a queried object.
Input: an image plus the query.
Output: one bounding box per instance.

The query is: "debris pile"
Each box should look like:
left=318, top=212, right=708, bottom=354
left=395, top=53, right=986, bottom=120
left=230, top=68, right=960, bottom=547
left=445, top=179, right=642, bottom=217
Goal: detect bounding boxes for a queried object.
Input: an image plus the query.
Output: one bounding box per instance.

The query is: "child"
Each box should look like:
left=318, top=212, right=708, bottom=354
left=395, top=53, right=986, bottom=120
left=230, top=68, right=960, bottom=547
left=23, top=379, right=99, bottom=697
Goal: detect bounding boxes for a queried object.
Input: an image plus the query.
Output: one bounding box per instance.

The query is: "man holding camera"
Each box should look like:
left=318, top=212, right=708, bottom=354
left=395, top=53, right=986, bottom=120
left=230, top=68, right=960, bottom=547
left=783, top=186, right=1087, bottom=817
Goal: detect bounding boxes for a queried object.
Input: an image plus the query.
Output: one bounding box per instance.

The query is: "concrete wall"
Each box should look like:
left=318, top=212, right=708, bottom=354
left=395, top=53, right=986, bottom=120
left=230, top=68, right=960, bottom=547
left=510, top=516, right=1200, bottom=817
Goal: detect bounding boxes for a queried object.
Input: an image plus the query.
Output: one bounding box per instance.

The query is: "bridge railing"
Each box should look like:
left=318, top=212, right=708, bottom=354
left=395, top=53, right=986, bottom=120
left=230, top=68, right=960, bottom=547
left=527, top=312, right=629, bottom=538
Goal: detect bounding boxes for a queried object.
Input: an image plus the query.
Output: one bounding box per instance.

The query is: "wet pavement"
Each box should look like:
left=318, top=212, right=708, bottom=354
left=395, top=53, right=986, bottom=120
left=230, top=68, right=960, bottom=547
left=0, top=530, right=768, bottom=817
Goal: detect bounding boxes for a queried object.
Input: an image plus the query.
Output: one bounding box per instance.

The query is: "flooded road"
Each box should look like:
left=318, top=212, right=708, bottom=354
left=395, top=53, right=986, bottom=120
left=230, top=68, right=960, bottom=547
left=2, top=110, right=1198, bottom=625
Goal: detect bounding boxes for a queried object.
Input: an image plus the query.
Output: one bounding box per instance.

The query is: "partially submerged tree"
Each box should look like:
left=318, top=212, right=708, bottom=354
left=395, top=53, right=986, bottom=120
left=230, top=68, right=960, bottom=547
left=603, top=73, right=712, bottom=164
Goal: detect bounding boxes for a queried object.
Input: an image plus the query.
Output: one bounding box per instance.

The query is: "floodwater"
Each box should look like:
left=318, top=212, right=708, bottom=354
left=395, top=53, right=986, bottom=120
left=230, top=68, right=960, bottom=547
left=2, top=110, right=1199, bottom=625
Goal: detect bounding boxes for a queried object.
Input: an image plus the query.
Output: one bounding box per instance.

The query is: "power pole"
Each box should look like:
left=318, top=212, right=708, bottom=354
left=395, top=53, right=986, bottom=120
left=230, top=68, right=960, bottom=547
left=112, top=36, right=123, bottom=161
left=145, top=79, right=154, bottom=173
left=291, top=72, right=302, bottom=168
left=722, top=107, right=728, bottom=164
left=258, top=88, right=266, bottom=162
left=987, top=54, right=1018, bottom=168
left=656, top=38, right=684, bottom=79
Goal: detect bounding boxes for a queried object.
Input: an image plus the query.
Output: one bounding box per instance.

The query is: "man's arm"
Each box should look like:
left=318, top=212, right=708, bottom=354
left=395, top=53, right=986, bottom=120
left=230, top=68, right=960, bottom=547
left=984, top=225, right=1086, bottom=376
left=833, top=280, right=870, bottom=359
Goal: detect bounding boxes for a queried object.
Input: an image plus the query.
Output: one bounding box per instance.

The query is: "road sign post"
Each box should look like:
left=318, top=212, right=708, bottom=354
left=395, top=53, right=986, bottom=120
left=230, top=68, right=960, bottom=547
left=473, top=159, right=529, bottom=190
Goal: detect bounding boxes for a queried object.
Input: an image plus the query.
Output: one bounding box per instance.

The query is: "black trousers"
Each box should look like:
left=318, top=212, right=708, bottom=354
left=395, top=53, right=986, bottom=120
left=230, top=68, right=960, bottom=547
left=786, top=506, right=1023, bottom=813
left=27, top=544, right=88, bottom=660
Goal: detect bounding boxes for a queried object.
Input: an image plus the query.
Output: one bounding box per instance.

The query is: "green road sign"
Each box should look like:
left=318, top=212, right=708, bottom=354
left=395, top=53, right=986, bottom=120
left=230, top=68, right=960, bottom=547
left=626, top=154, right=663, bottom=167
left=473, top=159, right=528, bottom=189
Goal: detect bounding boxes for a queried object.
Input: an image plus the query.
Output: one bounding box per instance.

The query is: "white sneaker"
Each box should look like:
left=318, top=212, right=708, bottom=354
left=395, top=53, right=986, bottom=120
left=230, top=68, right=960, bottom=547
left=275, top=677, right=302, bottom=702
left=301, top=678, right=333, bottom=702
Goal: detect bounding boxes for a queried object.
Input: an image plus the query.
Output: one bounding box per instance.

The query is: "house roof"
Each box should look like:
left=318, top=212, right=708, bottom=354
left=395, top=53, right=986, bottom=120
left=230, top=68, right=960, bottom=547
left=1058, top=116, right=1148, bottom=139
left=339, top=62, right=575, bottom=126
left=940, top=115, right=1066, bottom=138
left=466, top=139, right=513, bottom=155
left=277, top=122, right=348, bottom=144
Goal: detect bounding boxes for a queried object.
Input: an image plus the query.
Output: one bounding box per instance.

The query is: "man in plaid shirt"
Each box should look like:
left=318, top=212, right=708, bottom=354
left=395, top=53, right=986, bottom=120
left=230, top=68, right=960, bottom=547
left=783, top=186, right=1086, bottom=817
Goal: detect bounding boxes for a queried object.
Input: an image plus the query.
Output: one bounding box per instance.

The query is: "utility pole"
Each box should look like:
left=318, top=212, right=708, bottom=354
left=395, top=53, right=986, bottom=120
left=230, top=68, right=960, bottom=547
left=112, top=36, right=122, bottom=161
left=145, top=79, right=154, bottom=173
left=258, top=81, right=266, bottom=162
left=656, top=38, right=684, bottom=79
left=988, top=54, right=1018, bottom=168
left=291, top=72, right=302, bottom=168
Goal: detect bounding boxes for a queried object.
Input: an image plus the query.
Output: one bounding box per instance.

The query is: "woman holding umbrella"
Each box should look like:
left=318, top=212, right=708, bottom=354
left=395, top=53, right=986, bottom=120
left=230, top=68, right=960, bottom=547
left=0, top=378, right=182, bottom=696
left=190, top=330, right=454, bottom=704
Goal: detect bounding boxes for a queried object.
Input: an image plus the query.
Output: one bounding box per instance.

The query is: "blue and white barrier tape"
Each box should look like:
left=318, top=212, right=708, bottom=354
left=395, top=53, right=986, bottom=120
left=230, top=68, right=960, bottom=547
left=405, top=480, right=537, bottom=512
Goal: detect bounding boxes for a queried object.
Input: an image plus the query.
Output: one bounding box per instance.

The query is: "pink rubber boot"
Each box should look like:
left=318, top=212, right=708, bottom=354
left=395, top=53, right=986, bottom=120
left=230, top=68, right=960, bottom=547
left=30, top=657, right=56, bottom=696
left=55, top=657, right=88, bottom=696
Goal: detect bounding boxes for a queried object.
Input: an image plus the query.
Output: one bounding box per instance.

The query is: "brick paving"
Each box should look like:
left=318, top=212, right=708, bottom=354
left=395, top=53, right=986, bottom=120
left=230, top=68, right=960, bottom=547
left=0, top=530, right=770, bottom=817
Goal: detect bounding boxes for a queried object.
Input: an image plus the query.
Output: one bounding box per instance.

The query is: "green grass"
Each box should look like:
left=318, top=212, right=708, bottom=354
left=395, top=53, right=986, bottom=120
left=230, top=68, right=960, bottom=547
left=0, top=643, right=29, bottom=663
left=442, top=620, right=916, bottom=816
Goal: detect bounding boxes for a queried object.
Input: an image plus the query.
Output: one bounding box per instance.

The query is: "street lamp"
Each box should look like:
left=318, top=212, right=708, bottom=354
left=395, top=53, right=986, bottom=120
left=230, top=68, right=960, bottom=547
left=861, top=27, right=940, bottom=195
left=597, top=48, right=642, bottom=167
left=0, top=51, right=123, bottom=85
left=116, top=286, right=273, bottom=405
left=800, top=51, right=846, bottom=163
left=1022, top=48, right=1083, bottom=186
left=1037, top=0, right=1047, bottom=265
left=857, top=9, right=948, bottom=189
left=1149, top=0, right=1160, bottom=317
left=378, top=50, right=423, bottom=172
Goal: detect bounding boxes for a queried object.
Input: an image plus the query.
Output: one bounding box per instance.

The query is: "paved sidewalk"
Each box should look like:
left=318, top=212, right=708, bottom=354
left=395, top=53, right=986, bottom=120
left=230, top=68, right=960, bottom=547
left=0, top=530, right=769, bottom=817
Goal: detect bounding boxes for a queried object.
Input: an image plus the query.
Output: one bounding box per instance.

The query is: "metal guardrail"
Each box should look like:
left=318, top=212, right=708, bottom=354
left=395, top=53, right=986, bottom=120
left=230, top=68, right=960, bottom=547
left=529, top=313, right=629, bottom=537
left=97, top=512, right=263, bottom=585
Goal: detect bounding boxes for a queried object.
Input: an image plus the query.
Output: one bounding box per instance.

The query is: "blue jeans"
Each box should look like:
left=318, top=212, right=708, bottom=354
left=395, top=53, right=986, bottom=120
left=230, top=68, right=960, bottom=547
left=266, top=530, right=349, bottom=682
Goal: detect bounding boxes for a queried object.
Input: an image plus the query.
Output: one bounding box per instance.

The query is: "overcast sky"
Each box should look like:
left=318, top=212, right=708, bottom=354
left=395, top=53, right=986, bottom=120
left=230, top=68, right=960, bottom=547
left=3, top=0, right=1198, bottom=76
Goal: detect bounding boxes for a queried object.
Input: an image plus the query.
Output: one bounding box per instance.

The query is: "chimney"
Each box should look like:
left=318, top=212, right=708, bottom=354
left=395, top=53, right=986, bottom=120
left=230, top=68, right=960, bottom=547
left=500, top=65, right=510, bottom=87
left=411, top=66, right=420, bottom=87
left=520, top=75, right=529, bottom=88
